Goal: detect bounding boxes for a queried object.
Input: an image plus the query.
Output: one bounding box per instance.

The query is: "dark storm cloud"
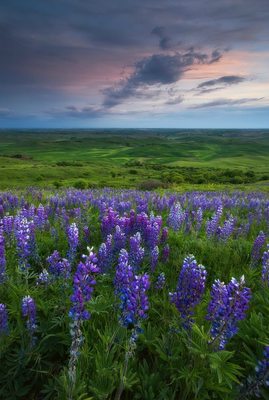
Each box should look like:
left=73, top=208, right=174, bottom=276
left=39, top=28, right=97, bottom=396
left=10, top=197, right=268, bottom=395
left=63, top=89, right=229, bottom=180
left=103, top=49, right=222, bottom=107
left=151, top=26, right=173, bottom=50
left=198, top=75, right=246, bottom=89
left=190, top=97, right=264, bottom=109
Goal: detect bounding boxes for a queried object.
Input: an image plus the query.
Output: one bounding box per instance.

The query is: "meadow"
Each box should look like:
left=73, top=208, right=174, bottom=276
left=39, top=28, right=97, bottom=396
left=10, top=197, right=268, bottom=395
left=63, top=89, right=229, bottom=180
left=0, top=129, right=269, bottom=190
left=0, top=187, right=269, bottom=399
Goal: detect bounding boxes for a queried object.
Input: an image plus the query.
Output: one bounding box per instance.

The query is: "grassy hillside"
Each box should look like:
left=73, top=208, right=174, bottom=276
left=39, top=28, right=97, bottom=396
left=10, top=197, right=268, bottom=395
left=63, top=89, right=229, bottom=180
left=0, top=129, right=269, bottom=189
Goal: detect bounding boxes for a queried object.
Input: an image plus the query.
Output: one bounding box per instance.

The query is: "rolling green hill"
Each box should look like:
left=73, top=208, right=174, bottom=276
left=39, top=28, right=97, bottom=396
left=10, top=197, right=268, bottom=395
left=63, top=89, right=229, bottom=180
left=0, top=129, right=269, bottom=189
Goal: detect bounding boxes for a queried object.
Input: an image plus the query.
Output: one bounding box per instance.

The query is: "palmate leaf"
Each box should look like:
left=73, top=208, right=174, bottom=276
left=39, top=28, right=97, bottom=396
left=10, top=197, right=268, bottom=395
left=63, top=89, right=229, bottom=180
left=137, top=359, right=176, bottom=400
left=208, top=351, right=242, bottom=387
left=88, top=294, right=113, bottom=315
left=187, top=324, right=210, bottom=358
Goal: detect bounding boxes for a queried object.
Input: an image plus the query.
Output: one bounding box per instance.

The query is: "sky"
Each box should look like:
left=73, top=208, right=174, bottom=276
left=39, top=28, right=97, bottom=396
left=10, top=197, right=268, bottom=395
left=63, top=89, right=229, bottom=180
left=0, top=0, right=269, bottom=128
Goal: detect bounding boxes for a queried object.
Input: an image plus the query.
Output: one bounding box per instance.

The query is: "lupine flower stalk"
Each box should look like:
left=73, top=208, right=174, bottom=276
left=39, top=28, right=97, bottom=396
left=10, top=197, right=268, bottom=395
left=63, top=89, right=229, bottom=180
left=261, top=244, right=269, bottom=285
left=162, top=243, right=170, bottom=263
left=0, top=303, right=8, bottom=335
left=114, top=249, right=150, bottom=400
left=67, top=222, right=79, bottom=263
left=167, top=202, right=185, bottom=231
left=218, top=215, right=235, bottom=241
left=36, top=269, right=50, bottom=286
left=170, top=255, right=207, bottom=328
left=206, top=205, right=223, bottom=237
left=22, top=295, right=37, bottom=345
left=129, top=232, right=144, bottom=271
left=155, top=272, right=166, bottom=290
left=68, top=248, right=99, bottom=399
left=207, top=276, right=251, bottom=350
left=240, top=346, right=269, bottom=399
left=14, top=217, right=34, bottom=270
left=47, top=250, right=71, bottom=279
left=0, top=227, right=7, bottom=283
left=251, top=231, right=266, bottom=266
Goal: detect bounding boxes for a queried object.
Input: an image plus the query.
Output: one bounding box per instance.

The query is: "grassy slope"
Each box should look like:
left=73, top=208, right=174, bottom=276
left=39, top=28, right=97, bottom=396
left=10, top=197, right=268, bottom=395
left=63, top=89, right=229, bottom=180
left=0, top=129, right=269, bottom=189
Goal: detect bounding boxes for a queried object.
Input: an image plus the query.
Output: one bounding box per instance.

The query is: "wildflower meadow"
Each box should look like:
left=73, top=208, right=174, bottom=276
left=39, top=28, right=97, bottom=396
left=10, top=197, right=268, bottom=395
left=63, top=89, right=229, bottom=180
left=0, top=188, right=269, bottom=399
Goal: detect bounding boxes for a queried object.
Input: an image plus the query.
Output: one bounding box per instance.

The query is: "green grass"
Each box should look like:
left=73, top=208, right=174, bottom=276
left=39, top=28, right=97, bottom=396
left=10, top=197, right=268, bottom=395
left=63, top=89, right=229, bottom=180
left=0, top=129, right=269, bottom=189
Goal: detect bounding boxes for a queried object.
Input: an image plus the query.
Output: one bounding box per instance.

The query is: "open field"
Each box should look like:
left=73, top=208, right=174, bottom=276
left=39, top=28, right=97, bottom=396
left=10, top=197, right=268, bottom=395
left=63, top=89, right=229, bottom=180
left=0, top=129, right=269, bottom=190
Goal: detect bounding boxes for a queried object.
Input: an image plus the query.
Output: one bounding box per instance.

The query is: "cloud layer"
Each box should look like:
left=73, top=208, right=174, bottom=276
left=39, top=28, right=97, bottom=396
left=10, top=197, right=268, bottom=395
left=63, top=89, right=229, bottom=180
left=0, top=0, right=269, bottom=126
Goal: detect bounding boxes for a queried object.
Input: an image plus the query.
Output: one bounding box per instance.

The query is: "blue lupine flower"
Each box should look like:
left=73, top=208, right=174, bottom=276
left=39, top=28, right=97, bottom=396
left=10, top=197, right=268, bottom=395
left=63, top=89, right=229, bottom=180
left=251, top=231, right=266, bottom=266
left=150, top=245, right=159, bottom=271
left=47, top=250, right=71, bottom=279
left=207, top=275, right=251, bottom=349
left=14, top=217, right=35, bottom=270
left=67, top=222, right=79, bottom=262
left=206, top=205, right=223, bottom=237
left=167, top=203, right=185, bottom=231
left=155, top=272, right=166, bottom=290
left=262, top=244, right=269, bottom=285
left=69, top=247, right=100, bottom=321
left=170, top=255, right=207, bottom=328
left=22, top=295, right=37, bottom=341
left=0, top=227, right=6, bottom=283
left=129, top=232, right=144, bottom=271
left=114, top=249, right=150, bottom=328
left=36, top=269, right=50, bottom=286
left=0, top=303, right=8, bottom=335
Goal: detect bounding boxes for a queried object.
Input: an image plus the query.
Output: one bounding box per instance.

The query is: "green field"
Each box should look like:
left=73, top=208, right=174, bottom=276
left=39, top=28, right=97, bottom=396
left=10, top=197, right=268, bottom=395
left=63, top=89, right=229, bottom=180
left=0, top=129, right=269, bottom=189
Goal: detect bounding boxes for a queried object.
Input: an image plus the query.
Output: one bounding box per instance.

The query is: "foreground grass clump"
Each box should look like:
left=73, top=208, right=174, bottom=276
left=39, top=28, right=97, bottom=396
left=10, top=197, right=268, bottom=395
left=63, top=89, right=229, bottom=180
left=0, top=188, right=269, bottom=399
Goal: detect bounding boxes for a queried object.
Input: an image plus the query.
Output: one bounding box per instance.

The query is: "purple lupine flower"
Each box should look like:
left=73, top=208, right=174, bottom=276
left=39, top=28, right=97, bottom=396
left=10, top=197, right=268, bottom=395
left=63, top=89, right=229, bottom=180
left=47, top=250, right=71, bottom=279
left=67, top=222, right=79, bottom=262
left=114, top=249, right=133, bottom=293
left=83, top=225, right=90, bottom=243
left=160, top=227, right=169, bottom=243
left=98, top=242, right=108, bottom=272
left=129, top=232, right=144, bottom=271
left=22, top=295, right=37, bottom=339
left=218, top=215, right=235, bottom=241
left=262, top=245, right=269, bottom=285
left=36, top=269, right=50, bottom=286
left=35, top=204, right=47, bottom=229
left=114, top=249, right=150, bottom=328
left=155, top=272, right=166, bottom=290
left=150, top=245, right=159, bottom=271
left=162, top=243, right=170, bottom=263
left=69, top=247, right=100, bottom=321
left=0, top=303, right=8, bottom=335
left=14, top=217, right=34, bottom=270
left=113, top=225, right=126, bottom=253
left=251, top=231, right=266, bottom=266
left=146, top=221, right=161, bottom=250
left=207, top=276, right=251, bottom=350
left=206, top=205, right=223, bottom=237
left=2, top=215, right=14, bottom=237
left=98, top=234, right=113, bottom=272
left=68, top=247, right=99, bottom=392
left=241, top=346, right=269, bottom=398
left=167, top=202, right=185, bottom=231
left=195, top=207, right=203, bottom=231
left=170, top=255, right=207, bottom=328
left=0, top=227, right=6, bottom=283
left=101, top=207, right=118, bottom=237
